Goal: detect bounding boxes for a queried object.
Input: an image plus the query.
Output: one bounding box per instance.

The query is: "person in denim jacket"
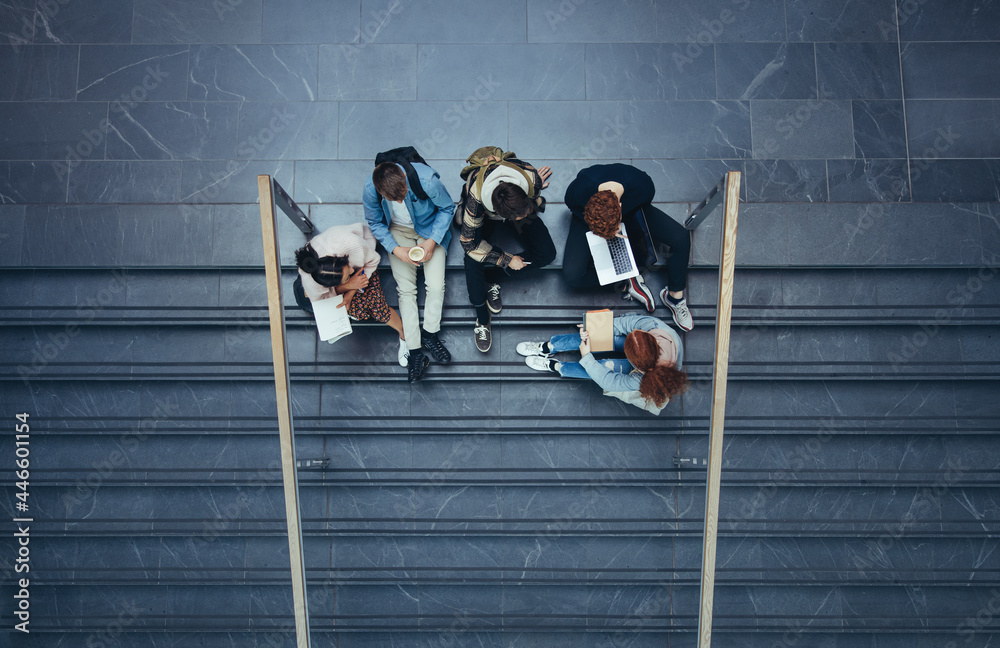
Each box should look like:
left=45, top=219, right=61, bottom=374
left=363, top=161, right=454, bottom=382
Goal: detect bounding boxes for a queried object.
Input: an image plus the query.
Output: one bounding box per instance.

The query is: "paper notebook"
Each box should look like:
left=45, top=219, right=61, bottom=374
left=584, top=309, right=614, bottom=353
left=312, top=294, right=353, bottom=343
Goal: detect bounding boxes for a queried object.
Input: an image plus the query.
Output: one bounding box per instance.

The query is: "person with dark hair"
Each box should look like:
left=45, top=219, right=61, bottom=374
left=292, top=222, right=412, bottom=377
left=459, top=147, right=556, bottom=352
left=516, top=313, right=687, bottom=414
left=563, top=164, right=694, bottom=332
left=363, top=159, right=455, bottom=381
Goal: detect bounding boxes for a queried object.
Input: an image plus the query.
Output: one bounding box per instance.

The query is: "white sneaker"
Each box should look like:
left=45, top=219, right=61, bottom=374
left=660, top=289, right=693, bottom=331
left=397, top=338, right=410, bottom=367
left=516, top=341, right=549, bottom=357
left=525, top=355, right=557, bottom=372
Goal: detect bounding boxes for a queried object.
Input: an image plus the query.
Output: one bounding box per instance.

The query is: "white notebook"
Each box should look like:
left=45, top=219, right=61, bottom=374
left=312, top=293, right=353, bottom=343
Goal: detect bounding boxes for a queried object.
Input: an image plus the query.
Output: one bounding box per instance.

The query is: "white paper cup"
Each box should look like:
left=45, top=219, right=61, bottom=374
left=408, top=247, right=425, bottom=262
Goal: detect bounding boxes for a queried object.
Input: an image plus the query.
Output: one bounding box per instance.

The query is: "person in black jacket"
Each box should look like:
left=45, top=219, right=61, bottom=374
left=562, top=163, right=693, bottom=331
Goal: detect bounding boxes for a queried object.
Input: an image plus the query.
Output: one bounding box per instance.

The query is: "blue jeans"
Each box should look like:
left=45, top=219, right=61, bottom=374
left=548, top=332, right=633, bottom=380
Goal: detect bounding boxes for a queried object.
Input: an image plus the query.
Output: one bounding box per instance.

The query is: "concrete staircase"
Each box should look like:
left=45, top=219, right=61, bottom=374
left=2, top=199, right=999, bottom=646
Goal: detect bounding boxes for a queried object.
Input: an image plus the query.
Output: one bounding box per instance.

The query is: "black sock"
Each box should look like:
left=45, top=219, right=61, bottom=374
left=666, top=292, right=683, bottom=305
left=543, top=341, right=552, bottom=353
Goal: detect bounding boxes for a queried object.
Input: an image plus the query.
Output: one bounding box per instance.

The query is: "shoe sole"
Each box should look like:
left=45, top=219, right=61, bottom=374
left=487, top=304, right=502, bottom=314
left=660, top=291, right=693, bottom=331
left=631, top=293, right=655, bottom=312
left=671, top=316, right=693, bottom=332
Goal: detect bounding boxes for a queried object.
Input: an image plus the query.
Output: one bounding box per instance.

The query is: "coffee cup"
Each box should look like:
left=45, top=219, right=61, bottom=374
left=408, top=247, right=425, bottom=262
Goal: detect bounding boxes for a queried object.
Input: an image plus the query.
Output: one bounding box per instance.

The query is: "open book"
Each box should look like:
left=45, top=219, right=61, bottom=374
left=312, top=293, right=353, bottom=344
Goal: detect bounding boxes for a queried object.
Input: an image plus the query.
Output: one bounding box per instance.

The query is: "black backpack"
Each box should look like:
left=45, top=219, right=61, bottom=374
left=374, top=146, right=429, bottom=201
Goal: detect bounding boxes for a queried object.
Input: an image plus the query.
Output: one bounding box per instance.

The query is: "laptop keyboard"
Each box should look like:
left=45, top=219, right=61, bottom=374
left=607, top=236, right=632, bottom=274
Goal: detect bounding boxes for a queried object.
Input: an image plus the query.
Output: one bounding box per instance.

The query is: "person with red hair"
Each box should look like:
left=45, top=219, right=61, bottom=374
left=563, top=163, right=694, bottom=332
left=516, top=314, right=688, bottom=413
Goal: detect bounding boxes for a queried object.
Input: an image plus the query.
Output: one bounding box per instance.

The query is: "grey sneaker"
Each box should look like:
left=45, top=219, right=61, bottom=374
left=516, top=341, right=549, bottom=357
left=660, top=289, right=693, bottom=331
left=486, top=283, right=503, bottom=314
left=474, top=320, right=492, bottom=353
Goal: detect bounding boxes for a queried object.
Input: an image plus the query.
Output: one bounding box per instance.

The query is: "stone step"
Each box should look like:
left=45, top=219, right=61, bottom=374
left=2, top=201, right=996, bottom=269
left=4, top=267, right=1000, bottom=328
left=3, top=380, right=996, bottom=434
left=3, top=322, right=998, bottom=381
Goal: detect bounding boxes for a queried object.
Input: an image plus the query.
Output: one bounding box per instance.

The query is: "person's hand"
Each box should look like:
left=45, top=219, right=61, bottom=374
left=418, top=238, right=436, bottom=264
left=393, top=246, right=420, bottom=267
left=336, top=290, right=355, bottom=309
left=579, top=330, right=592, bottom=356
left=342, top=271, right=369, bottom=291
left=508, top=255, right=527, bottom=271
left=538, top=166, right=552, bottom=189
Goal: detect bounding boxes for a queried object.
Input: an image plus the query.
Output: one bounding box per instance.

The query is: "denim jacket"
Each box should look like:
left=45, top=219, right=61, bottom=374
left=362, top=162, right=454, bottom=255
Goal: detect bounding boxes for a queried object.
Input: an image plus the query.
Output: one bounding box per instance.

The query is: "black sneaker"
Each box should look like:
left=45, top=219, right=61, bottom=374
left=486, top=283, right=503, bottom=314
left=474, top=320, right=492, bottom=353
left=407, top=348, right=430, bottom=382
left=421, top=329, right=452, bottom=364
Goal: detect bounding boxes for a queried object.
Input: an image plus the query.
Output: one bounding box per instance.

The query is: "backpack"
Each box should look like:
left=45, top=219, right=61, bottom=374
left=460, top=146, right=537, bottom=202
left=374, top=146, right=429, bottom=202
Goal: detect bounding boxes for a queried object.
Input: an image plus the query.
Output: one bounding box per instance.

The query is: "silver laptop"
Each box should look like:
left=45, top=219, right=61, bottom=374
left=586, top=222, right=640, bottom=286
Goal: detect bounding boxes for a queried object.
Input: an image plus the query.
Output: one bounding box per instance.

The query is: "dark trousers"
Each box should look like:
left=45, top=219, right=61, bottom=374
left=562, top=205, right=691, bottom=292
left=465, top=216, right=556, bottom=323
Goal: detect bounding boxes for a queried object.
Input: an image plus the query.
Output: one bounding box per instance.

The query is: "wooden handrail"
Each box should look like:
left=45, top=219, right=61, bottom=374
left=258, top=175, right=312, bottom=648
left=697, top=171, right=741, bottom=648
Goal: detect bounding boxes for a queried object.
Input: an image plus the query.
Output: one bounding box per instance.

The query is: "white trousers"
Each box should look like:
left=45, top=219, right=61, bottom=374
left=388, top=225, right=447, bottom=351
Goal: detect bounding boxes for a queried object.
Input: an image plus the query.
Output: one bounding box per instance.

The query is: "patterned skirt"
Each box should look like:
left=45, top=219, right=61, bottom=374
left=346, top=271, right=391, bottom=323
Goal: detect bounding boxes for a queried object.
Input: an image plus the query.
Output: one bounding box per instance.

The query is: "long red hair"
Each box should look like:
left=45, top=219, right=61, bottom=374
left=624, top=330, right=689, bottom=407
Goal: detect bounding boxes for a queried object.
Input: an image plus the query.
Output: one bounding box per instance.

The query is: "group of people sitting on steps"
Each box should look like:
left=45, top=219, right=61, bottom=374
left=292, top=146, right=693, bottom=413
